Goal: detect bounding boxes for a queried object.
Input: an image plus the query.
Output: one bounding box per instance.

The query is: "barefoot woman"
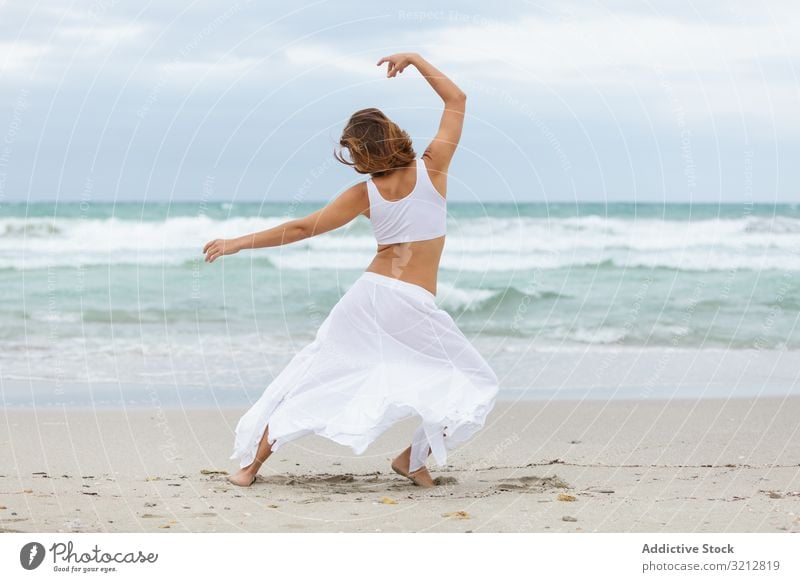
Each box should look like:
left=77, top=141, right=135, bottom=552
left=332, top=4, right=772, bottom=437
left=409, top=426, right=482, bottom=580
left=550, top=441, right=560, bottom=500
left=203, top=52, right=499, bottom=488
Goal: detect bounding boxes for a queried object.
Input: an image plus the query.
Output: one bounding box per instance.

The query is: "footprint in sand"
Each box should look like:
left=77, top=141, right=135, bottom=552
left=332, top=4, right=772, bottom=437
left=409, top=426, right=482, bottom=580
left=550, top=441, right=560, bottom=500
left=495, top=474, right=571, bottom=492
left=261, top=473, right=398, bottom=494
left=296, top=496, right=332, bottom=504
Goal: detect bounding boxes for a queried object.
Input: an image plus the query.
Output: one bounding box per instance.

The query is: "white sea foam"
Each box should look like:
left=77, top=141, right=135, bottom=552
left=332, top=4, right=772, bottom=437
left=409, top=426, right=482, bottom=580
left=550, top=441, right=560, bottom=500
left=436, top=282, right=499, bottom=311
left=2, top=214, right=799, bottom=271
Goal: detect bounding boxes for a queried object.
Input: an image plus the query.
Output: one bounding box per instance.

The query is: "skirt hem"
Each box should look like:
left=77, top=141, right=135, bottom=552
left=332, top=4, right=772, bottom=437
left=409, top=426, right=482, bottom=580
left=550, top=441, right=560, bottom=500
left=229, top=391, right=497, bottom=471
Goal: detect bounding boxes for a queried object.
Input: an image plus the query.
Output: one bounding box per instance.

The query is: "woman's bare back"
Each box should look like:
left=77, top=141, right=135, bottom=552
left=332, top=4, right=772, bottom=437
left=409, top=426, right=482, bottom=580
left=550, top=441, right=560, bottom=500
left=362, top=152, right=447, bottom=295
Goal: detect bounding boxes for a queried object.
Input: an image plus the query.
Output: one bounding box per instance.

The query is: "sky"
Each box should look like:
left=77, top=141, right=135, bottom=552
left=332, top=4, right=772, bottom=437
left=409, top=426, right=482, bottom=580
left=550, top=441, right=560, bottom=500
left=0, top=0, right=798, bottom=204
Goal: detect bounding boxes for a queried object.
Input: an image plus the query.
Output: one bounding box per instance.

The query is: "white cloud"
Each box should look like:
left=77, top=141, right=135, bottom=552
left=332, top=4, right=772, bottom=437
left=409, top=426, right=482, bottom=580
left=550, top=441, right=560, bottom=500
left=156, top=55, right=262, bottom=83
left=427, top=12, right=799, bottom=125
left=0, top=42, right=50, bottom=75
left=284, top=44, right=376, bottom=76
left=424, top=12, right=794, bottom=81
left=280, top=7, right=800, bottom=130
left=0, top=20, right=150, bottom=81
left=56, top=24, right=147, bottom=45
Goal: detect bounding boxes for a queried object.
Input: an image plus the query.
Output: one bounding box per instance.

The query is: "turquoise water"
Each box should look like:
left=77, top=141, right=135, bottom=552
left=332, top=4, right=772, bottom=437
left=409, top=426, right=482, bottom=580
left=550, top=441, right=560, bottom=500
left=1, top=201, right=798, bottom=405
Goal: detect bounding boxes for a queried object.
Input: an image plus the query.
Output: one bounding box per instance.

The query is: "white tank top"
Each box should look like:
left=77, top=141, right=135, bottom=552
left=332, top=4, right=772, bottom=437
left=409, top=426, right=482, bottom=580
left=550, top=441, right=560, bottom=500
left=366, top=157, right=447, bottom=244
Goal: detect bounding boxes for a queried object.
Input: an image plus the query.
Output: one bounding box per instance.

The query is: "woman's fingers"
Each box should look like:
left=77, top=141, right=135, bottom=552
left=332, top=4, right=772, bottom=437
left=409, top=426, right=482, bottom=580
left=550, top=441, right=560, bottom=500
left=203, top=241, right=215, bottom=259
left=203, top=241, right=218, bottom=262
left=204, top=240, right=233, bottom=263
left=381, top=58, right=410, bottom=78
left=377, top=55, right=404, bottom=77
left=203, top=238, right=224, bottom=254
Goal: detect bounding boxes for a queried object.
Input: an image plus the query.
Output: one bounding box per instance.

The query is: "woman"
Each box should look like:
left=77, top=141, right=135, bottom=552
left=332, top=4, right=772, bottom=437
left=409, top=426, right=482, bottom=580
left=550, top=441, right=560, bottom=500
left=203, top=52, right=498, bottom=488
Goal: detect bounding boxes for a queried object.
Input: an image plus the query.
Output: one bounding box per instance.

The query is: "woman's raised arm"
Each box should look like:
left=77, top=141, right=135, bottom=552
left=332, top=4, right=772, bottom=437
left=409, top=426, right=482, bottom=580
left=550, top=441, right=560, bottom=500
left=377, top=52, right=466, bottom=180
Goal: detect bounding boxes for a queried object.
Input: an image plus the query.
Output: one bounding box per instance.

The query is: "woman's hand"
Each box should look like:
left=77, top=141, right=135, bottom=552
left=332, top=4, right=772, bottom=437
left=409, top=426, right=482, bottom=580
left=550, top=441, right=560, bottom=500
left=203, top=238, right=241, bottom=263
left=376, top=52, right=419, bottom=78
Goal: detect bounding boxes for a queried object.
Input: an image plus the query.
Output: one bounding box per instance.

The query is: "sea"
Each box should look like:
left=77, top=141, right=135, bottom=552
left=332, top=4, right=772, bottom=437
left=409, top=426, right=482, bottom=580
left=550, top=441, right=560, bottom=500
left=1, top=201, right=798, bottom=408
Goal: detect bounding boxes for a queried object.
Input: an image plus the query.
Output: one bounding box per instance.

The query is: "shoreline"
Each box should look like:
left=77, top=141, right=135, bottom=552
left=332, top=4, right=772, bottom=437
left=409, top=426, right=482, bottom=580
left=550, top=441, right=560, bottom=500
left=3, top=385, right=798, bottom=410
left=3, top=346, right=798, bottom=410
left=3, top=386, right=797, bottom=410
left=2, top=397, right=798, bottom=533
left=2, top=390, right=799, bottom=411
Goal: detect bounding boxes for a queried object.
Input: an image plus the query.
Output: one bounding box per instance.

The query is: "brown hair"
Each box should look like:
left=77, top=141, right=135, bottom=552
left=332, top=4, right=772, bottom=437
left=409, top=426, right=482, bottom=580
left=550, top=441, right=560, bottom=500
left=334, top=108, right=416, bottom=177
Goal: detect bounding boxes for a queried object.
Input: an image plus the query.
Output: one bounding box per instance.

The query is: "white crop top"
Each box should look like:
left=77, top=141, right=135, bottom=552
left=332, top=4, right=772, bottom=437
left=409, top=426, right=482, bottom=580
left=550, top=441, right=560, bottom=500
left=365, top=157, right=447, bottom=244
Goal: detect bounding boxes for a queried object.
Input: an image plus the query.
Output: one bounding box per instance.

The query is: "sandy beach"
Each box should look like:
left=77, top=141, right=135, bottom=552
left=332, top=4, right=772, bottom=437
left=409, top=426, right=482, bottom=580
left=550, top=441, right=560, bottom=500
left=1, top=396, right=798, bottom=533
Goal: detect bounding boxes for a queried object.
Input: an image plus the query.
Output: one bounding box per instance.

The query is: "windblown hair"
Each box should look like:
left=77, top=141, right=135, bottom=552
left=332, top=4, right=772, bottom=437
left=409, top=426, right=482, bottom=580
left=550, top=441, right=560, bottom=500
left=334, top=108, right=416, bottom=177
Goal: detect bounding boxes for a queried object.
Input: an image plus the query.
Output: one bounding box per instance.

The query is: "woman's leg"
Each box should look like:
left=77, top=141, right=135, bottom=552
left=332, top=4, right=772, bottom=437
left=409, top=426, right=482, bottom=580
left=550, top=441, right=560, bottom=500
left=227, top=425, right=274, bottom=487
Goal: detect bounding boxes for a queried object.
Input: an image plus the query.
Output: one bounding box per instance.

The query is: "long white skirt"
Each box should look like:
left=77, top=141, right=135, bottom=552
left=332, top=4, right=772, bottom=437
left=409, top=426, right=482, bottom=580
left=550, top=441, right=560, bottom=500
left=229, top=271, right=499, bottom=473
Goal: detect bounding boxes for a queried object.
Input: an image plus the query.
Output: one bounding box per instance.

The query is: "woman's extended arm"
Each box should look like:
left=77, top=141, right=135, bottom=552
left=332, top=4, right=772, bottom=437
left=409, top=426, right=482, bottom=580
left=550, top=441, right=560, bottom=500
left=202, top=183, right=367, bottom=263
left=377, top=52, right=466, bottom=180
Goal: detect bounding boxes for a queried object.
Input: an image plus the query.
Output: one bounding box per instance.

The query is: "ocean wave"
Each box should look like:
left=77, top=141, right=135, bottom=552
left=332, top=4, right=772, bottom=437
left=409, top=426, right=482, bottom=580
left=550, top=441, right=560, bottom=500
left=2, top=214, right=799, bottom=271
left=436, top=283, right=499, bottom=312
left=3, top=250, right=799, bottom=272
left=0, top=220, right=62, bottom=238
left=437, top=283, right=567, bottom=313
left=23, top=307, right=232, bottom=324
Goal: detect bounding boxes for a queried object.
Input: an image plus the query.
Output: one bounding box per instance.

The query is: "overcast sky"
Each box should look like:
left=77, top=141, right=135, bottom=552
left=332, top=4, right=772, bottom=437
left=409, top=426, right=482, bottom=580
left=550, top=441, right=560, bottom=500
left=1, top=0, right=798, bottom=203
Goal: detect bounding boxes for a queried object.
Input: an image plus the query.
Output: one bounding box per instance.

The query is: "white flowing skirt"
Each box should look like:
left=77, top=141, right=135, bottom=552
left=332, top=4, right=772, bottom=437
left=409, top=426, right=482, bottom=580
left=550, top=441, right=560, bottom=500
left=229, top=271, right=499, bottom=473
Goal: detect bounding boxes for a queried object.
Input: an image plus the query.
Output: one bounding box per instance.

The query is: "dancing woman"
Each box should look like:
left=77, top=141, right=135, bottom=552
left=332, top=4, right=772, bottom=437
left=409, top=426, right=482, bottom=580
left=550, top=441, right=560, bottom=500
left=203, top=52, right=498, bottom=488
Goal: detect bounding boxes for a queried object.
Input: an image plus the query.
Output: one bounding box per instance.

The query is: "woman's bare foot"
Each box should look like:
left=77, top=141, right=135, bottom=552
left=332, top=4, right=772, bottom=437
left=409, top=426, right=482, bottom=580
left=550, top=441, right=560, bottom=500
left=227, top=425, right=272, bottom=488
left=391, top=447, right=436, bottom=488
left=227, top=468, right=257, bottom=487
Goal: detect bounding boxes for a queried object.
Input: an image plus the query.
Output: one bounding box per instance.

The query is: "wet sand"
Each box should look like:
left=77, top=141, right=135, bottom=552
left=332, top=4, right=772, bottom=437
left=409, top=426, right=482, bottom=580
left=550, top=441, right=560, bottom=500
left=1, top=397, right=799, bottom=533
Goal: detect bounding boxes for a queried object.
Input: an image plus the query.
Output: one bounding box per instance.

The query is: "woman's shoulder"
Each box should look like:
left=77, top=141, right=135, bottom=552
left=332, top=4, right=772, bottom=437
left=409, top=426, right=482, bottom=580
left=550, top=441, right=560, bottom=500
left=420, top=150, right=447, bottom=198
